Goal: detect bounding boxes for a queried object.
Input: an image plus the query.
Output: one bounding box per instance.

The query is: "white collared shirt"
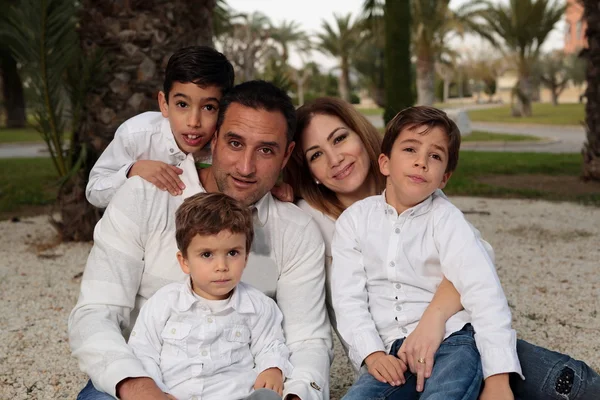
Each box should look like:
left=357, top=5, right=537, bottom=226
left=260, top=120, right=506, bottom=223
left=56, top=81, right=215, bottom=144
left=85, top=111, right=212, bottom=208
left=69, top=154, right=332, bottom=400
left=331, top=192, right=522, bottom=379
left=128, top=279, right=293, bottom=400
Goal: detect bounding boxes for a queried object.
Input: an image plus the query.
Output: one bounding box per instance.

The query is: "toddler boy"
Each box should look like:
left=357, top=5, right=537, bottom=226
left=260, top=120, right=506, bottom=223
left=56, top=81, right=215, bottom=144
left=128, top=192, right=293, bottom=400
left=332, top=106, right=522, bottom=400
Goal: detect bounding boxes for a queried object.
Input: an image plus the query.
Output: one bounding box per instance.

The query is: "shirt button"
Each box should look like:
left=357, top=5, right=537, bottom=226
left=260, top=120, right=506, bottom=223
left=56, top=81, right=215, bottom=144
left=395, top=228, right=400, bottom=234
left=401, top=327, right=408, bottom=334
left=171, top=328, right=176, bottom=334
left=192, top=396, right=198, bottom=400
left=395, top=283, right=401, bottom=289
left=131, top=331, right=136, bottom=336
left=201, top=350, right=208, bottom=356
left=389, top=261, right=395, bottom=267
left=396, top=305, right=402, bottom=311
left=169, top=148, right=174, bottom=153
left=207, top=317, right=213, bottom=323
left=235, top=331, right=241, bottom=337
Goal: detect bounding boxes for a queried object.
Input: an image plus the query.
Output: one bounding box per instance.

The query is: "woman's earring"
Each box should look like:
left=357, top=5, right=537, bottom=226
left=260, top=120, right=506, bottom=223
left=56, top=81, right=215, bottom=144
left=315, top=179, right=321, bottom=185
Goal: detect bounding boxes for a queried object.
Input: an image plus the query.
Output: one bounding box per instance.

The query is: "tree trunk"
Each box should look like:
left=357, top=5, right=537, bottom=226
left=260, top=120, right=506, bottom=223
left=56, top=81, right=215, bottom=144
left=339, top=58, right=351, bottom=102
left=384, top=0, right=412, bottom=123
left=512, top=77, right=533, bottom=117
left=53, top=0, right=216, bottom=241
left=0, top=50, right=26, bottom=128
left=443, top=79, right=450, bottom=103
left=582, top=0, right=600, bottom=181
left=416, top=56, right=435, bottom=106
left=551, top=89, right=559, bottom=106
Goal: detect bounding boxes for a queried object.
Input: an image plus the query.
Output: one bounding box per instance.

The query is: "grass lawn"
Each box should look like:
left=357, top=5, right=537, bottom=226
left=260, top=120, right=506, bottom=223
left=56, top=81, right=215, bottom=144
left=462, top=131, right=540, bottom=142
left=0, top=127, right=43, bottom=144
left=468, top=103, right=585, bottom=126
left=356, top=107, right=384, bottom=116
left=446, top=151, right=600, bottom=206
left=0, top=158, right=58, bottom=219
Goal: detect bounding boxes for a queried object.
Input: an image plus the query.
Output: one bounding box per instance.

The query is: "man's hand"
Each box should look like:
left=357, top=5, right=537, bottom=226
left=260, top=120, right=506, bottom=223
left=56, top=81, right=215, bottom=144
left=271, top=181, right=294, bottom=202
left=364, top=351, right=407, bottom=386
left=128, top=160, right=185, bottom=196
left=396, top=308, right=446, bottom=392
left=116, top=377, right=169, bottom=400
left=254, top=367, right=284, bottom=396
left=480, top=374, right=514, bottom=400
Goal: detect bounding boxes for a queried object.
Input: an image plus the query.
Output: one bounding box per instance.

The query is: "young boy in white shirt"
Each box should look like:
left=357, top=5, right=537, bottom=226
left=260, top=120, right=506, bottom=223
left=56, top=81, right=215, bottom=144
left=85, top=46, right=234, bottom=208
left=127, top=192, right=293, bottom=400
left=332, top=106, right=522, bottom=400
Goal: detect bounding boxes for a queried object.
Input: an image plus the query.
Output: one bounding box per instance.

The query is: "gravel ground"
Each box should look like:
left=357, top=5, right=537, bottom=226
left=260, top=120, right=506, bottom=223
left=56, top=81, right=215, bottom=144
left=1, top=197, right=599, bottom=400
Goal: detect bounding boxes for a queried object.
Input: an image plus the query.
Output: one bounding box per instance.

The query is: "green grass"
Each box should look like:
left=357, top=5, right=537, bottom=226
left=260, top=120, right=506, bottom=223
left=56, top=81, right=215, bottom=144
left=0, top=127, right=43, bottom=144
left=468, top=103, right=585, bottom=126
left=356, top=107, right=384, bottom=116
left=462, top=131, right=540, bottom=142
left=0, top=158, right=58, bottom=218
left=446, top=151, right=600, bottom=206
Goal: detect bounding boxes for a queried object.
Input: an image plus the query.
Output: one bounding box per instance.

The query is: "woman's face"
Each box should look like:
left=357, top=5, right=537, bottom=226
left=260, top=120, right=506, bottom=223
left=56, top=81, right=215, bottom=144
left=301, top=114, right=371, bottom=198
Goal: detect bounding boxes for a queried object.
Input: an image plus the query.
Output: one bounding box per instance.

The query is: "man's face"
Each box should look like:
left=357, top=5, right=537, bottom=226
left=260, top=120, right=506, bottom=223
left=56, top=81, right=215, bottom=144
left=211, top=103, right=295, bottom=206
left=158, top=82, right=222, bottom=155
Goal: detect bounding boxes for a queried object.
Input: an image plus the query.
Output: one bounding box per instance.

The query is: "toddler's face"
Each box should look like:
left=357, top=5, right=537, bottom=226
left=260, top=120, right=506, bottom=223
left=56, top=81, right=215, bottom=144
left=159, top=82, right=221, bottom=155
left=177, top=230, right=247, bottom=300
left=379, top=125, right=452, bottom=214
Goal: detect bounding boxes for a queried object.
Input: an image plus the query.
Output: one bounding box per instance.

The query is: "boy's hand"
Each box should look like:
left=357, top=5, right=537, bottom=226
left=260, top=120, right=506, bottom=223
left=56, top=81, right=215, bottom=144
left=254, top=367, right=284, bottom=396
left=128, top=160, right=185, bottom=196
left=270, top=181, right=294, bottom=202
left=396, top=308, right=446, bottom=392
left=480, top=374, right=514, bottom=400
left=364, top=351, right=407, bottom=386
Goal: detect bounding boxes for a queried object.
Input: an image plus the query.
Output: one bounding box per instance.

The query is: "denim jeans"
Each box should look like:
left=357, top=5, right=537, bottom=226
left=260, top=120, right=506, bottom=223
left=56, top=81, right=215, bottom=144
left=342, top=324, right=483, bottom=400
left=512, top=339, right=600, bottom=400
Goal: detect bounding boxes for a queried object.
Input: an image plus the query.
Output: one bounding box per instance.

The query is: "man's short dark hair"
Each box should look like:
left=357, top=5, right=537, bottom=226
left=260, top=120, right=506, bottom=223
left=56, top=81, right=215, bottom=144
left=163, top=46, right=234, bottom=100
left=382, top=106, right=462, bottom=173
left=216, top=80, right=297, bottom=143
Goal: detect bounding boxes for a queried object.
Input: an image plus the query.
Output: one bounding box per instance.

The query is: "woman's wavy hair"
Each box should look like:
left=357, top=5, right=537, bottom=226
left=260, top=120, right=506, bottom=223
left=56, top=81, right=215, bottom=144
left=284, top=97, right=385, bottom=219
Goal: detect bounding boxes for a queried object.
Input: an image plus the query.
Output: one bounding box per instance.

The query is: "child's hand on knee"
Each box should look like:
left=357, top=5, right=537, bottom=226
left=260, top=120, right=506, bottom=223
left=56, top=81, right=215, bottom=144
left=254, top=367, right=284, bottom=396
left=479, top=373, right=514, bottom=400
left=364, top=351, right=407, bottom=387
left=128, top=160, right=185, bottom=196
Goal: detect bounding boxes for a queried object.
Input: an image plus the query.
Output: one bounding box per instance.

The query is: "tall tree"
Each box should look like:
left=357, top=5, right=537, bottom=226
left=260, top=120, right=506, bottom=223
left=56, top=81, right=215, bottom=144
left=384, top=0, right=412, bottom=123
left=0, top=49, right=26, bottom=127
left=469, top=0, right=564, bottom=117
left=581, top=0, right=600, bottom=181
left=317, top=13, right=360, bottom=102
left=270, top=20, right=310, bottom=66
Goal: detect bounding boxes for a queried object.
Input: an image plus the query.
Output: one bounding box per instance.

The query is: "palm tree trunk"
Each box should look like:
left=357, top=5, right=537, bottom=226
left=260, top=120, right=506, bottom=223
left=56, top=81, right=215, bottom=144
left=53, top=0, right=216, bottom=241
left=0, top=50, right=26, bottom=128
left=582, top=0, right=600, bottom=181
left=416, top=56, right=435, bottom=106
left=339, top=58, right=351, bottom=102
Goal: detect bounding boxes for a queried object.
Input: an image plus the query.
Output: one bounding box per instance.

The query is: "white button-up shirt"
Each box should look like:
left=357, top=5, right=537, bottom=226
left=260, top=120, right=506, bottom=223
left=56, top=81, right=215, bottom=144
left=128, top=279, right=293, bottom=400
left=85, top=111, right=212, bottom=208
left=331, top=192, right=522, bottom=379
left=69, top=154, right=332, bottom=400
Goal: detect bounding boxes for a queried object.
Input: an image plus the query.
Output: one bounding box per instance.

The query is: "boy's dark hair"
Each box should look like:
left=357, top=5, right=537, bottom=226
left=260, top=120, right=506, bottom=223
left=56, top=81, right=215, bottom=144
left=216, top=80, right=297, bottom=143
left=382, top=106, right=461, bottom=173
left=175, top=192, right=254, bottom=257
left=163, top=46, right=234, bottom=101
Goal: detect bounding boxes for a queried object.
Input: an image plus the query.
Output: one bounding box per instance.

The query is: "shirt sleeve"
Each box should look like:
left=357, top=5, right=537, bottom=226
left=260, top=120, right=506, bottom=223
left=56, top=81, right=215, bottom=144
left=86, top=122, right=137, bottom=208
left=127, top=289, right=173, bottom=394
left=68, top=178, right=152, bottom=397
left=279, top=218, right=332, bottom=400
left=250, top=295, right=293, bottom=378
left=330, top=208, right=386, bottom=371
left=434, top=204, right=523, bottom=379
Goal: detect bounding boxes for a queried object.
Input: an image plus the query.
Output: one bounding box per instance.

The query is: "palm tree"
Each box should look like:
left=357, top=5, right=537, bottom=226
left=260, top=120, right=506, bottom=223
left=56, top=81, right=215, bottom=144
left=468, top=0, right=564, bottom=117
left=270, top=20, right=310, bottom=66
left=582, top=0, right=600, bottom=181
left=316, top=13, right=361, bottom=102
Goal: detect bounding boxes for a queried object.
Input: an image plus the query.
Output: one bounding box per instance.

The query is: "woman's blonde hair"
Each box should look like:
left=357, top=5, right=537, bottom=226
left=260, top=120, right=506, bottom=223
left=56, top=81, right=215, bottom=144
left=284, top=97, right=385, bottom=219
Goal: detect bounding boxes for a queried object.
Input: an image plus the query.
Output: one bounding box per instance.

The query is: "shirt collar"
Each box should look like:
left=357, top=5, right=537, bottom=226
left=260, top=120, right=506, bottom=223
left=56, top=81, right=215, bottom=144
left=176, top=277, right=256, bottom=314
left=180, top=154, right=206, bottom=200
left=161, top=118, right=184, bottom=155
left=252, top=193, right=271, bottom=226
left=379, top=189, right=435, bottom=219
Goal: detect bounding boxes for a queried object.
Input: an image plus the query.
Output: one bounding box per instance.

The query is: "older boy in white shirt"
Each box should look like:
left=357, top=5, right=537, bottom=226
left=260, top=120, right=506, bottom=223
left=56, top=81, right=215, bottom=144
left=85, top=46, right=234, bottom=208
left=332, top=106, right=522, bottom=400
left=128, top=192, right=292, bottom=400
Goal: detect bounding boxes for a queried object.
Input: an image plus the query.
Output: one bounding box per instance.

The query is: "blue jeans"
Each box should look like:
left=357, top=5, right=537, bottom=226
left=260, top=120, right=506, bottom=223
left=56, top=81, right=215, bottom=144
left=512, top=339, right=600, bottom=400
left=342, top=324, right=483, bottom=400
left=77, top=380, right=113, bottom=400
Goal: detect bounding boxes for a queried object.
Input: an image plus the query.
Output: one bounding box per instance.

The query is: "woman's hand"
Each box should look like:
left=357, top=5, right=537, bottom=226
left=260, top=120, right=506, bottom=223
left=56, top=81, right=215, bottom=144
left=396, top=308, right=446, bottom=392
